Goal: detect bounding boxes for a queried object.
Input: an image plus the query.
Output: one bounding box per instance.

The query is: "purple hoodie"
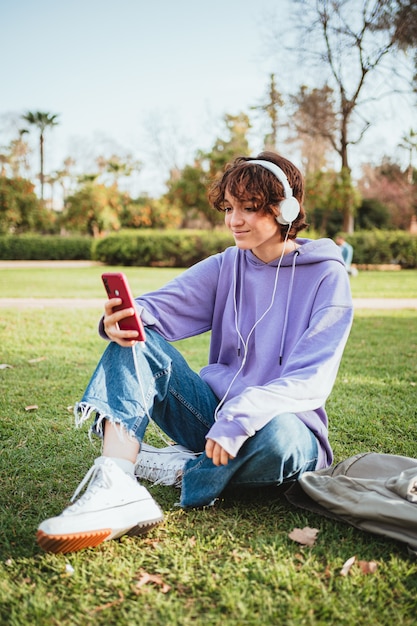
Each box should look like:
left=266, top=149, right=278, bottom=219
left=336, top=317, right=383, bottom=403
left=134, top=237, right=353, bottom=469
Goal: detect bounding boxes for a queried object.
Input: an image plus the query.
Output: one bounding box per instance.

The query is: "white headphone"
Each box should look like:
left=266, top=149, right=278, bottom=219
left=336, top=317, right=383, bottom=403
left=249, top=159, right=300, bottom=225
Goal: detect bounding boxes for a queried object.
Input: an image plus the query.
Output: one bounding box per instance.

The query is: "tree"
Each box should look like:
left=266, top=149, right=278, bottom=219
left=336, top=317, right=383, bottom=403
left=358, top=158, right=414, bottom=229
left=356, top=198, right=392, bottom=230
left=22, top=111, right=59, bottom=201
left=0, top=176, right=51, bottom=234
left=390, top=0, right=417, bottom=89
left=120, top=195, right=182, bottom=229
left=399, top=128, right=417, bottom=183
left=53, top=157, right=77, bottom=204
left=251, top=74, right=285, bottom=151
left=163, top=113, right=252, bottom=229
left=279, top=0, right=417, bottom=232
left=289, top=84, right=337, bottom=174
left=62, top=183, right=126, bottom=237
left=0, top=129, right=31, bottom=179
left=202, top=113, right=251, bottom=178
left=304, top=168, right=361, bottom=236
left=96, top=153, right=142, bottom=188
left=165, top=161, right=219, bottom=227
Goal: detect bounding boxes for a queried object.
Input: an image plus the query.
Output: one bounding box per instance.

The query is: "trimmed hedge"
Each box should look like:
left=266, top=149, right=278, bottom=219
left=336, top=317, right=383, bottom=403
left=0, top=235, right=92, bottom=260
left=1, top=229, right=416, bottom=268
left=92, top=229, right=235, bottom=267
left=342, top=231, right=417, bottom=269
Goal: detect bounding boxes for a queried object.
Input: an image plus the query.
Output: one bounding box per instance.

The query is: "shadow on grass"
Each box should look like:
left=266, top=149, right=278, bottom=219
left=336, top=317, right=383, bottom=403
left=1, top=475, right=414, bottom=566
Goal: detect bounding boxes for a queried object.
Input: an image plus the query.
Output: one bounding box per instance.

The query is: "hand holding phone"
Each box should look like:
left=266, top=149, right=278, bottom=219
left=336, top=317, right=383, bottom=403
left=102, top=272, right=146, bottom=342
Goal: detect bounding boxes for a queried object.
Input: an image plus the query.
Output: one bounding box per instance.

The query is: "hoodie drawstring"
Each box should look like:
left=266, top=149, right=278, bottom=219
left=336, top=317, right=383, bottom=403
left=279, top=250, right=299, bottom=365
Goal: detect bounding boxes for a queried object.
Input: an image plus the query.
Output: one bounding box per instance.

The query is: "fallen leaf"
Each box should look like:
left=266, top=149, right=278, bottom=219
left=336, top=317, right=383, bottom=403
left=0, top=364, right=13, bottom=369
left=25, top=405, right=38, bottom=411
left=288, top=526, right=319, bottom=547
left=27, top=357, right=46, bottom=363
left=340, top=555, right=356, bottom=576
left=134, top=571, right=170, bottom=594
left=358, top=560, right=378, bottom=574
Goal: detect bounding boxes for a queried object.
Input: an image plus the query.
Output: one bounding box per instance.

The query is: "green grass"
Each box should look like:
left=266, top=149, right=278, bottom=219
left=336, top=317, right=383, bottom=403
left=0, top=267, right=417, bottom=625
left=348, top=269, right=417, bottom=298
left=0, top=265, right=183, bottom=298
left=0, top=266, right=417, bottom=299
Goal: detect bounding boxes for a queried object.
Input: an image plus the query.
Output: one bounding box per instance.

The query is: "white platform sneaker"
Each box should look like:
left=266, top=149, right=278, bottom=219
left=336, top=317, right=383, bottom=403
left=135, top=443, right=199, bottom=487
left=37, top=457, right=163, bottom=554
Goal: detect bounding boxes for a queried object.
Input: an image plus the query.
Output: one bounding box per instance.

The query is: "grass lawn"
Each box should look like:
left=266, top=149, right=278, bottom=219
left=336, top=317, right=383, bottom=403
left=0, top=266, right=417, bottom=625
left=0, top=266, right=417, bottom=299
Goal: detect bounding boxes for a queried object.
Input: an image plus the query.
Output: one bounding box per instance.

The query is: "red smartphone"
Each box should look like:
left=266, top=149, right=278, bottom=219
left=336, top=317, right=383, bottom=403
left=101, top=272, right=146, bottom=342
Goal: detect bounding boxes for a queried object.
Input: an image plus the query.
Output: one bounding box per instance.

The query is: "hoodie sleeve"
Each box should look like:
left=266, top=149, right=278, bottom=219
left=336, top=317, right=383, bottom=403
left=97, top=254, right=224, bottom=341
left=134, top=254, right=223, bottom=341
left=206, top=301, right=353, bottom=458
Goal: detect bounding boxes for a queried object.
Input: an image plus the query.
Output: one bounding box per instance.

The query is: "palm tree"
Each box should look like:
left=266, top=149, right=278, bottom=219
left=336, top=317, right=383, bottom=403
left=22, top=111, right=59, bottom=201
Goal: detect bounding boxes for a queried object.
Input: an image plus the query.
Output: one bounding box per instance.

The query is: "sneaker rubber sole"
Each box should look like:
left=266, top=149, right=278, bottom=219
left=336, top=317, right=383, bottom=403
left=36, top=516, right=163, bottom=554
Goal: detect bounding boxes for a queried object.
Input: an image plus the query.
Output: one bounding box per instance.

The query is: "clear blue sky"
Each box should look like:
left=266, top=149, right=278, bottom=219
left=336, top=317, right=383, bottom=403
left=1, top=0, right=283, bottom=194
left=0, top=0, right=414, bottom=198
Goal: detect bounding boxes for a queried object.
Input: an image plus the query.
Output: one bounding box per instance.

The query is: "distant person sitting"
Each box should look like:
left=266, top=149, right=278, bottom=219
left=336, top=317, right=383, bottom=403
left=335, top=235, right=357, bottom=276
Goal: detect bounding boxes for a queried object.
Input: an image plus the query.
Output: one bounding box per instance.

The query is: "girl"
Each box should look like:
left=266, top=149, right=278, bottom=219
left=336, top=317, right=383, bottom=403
left=37, top=151, right=353, bottom=553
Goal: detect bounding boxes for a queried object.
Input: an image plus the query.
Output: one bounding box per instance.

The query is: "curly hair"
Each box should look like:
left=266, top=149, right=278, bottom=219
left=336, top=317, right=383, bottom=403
left=208, top=151, right=308, bottom=238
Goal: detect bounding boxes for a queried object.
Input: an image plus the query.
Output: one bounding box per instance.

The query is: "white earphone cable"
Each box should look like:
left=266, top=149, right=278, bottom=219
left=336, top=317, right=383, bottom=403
left=214, top=225, right=292, bottom=420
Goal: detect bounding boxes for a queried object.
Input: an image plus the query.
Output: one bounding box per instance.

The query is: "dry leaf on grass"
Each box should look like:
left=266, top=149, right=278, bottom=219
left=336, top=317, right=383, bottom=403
left=27, top=357, right=46, bottom=364
left=288, top=526, right=319, bottom=547
left=340, top=555, right=356, bottom=576
left=0, top=363, right=13, bottom=369
left=25, top=405, right=38, bottom=411
left=358, top=560, right=378, bottom=574
left=340, top=556, right=378, bottom=576
left=134, top=571, right=171, bottom=594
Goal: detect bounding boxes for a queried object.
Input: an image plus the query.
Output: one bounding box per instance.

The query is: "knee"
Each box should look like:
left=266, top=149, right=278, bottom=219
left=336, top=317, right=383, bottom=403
left=257, top=413, right=316, bottom=461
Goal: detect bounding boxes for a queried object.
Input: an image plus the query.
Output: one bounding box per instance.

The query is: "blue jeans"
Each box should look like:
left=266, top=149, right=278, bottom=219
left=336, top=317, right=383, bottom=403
left=76, top=329, right=318, bottom=508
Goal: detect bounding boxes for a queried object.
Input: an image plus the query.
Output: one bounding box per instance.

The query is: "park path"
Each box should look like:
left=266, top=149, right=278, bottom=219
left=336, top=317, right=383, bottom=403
left=0, top=261, right=416, bottom=310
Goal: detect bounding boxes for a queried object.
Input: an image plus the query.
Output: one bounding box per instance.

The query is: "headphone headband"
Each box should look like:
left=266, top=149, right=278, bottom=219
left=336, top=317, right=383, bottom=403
left=249, top=159, right=293, bottom=199
left=248, top=159, right=300, bottom=225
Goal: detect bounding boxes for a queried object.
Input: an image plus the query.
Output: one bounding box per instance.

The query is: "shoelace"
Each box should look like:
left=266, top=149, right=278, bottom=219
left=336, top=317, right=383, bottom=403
left=69, top=462, right=111, bottom=507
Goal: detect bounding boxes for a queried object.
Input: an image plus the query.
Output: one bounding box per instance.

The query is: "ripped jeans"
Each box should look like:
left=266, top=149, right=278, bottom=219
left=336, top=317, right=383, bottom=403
left=76, top=328, right=319, bottom=508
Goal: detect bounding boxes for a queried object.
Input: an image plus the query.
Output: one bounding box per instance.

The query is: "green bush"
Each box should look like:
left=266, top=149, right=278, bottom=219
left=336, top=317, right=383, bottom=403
left=1, top=229, right=416, bottom=268
left=0, top=235, right=92, bottom=260
left=341, top=230, right=417, bottom=268
left=92, top=229, right=234, bottom=267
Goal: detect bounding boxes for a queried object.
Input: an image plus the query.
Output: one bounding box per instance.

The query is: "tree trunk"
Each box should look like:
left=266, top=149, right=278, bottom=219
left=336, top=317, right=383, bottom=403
left=340, top=115, right=354, bottom=233
left=40, top=132, right=44, bottom=201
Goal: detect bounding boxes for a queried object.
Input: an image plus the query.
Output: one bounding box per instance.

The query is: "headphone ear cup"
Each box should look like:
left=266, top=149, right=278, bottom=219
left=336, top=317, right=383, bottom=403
left=276, top=197, right=300, bottom=225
